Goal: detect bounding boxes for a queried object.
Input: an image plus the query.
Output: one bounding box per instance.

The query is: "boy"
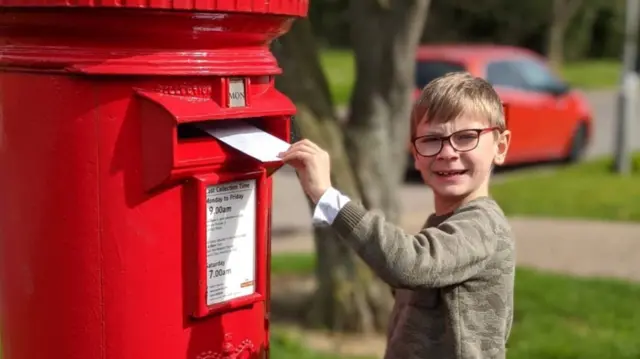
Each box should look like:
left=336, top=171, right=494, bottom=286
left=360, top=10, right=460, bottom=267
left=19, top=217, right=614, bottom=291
left=278, top=72, right=515, bottom=359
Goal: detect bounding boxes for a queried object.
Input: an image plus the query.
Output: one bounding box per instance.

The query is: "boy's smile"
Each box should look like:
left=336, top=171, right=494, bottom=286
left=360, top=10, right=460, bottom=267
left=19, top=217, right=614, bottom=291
left=412, top=112, right=510, bottom=214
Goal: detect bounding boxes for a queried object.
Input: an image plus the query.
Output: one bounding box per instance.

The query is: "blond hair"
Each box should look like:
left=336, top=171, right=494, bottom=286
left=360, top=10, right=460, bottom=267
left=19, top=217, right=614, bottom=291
left=410, top=72, right=506, bottom=139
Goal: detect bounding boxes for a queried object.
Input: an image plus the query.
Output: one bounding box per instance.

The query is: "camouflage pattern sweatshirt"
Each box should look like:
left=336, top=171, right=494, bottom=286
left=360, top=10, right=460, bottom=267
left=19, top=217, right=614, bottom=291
left=329, top=196, right=515, bottom=359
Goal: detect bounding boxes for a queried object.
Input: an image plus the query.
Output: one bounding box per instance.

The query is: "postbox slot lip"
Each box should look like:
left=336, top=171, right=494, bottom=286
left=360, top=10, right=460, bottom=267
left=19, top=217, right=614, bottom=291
left=137, top=87, right=293, bottom=190
left=134, top=87, right=296, bottom=124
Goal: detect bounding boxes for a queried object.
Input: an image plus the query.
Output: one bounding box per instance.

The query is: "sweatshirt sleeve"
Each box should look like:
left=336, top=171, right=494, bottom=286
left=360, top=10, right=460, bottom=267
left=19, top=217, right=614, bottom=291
left=330, top=200, right=506, bottom=289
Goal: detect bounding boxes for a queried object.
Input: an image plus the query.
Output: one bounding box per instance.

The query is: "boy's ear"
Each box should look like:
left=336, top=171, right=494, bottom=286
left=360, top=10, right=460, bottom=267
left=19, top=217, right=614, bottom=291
left=493, top=130, right=511, bottom=165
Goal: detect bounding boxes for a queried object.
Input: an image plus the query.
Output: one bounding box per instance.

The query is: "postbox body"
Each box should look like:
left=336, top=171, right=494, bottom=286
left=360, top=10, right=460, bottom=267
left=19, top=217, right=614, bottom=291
left=0, top=3, right=307, bottom=359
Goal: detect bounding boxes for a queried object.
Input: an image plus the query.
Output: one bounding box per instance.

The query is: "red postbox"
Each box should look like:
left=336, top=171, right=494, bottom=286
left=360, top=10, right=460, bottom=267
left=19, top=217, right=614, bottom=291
left=0, top=1, right=307, bottom=359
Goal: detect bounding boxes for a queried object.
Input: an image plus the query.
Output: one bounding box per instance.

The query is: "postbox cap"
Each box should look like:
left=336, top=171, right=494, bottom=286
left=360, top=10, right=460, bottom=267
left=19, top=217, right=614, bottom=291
left=0, top=0, right=308, bottom=16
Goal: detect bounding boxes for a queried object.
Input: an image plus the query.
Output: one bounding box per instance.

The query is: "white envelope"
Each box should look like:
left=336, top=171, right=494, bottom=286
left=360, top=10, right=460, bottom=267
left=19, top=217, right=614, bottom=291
left=197, top=121, right=292, bottom=163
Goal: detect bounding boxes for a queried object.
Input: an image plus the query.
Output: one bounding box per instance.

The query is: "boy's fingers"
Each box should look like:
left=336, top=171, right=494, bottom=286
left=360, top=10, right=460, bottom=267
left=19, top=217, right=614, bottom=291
left=279, top=140, right=325, bottom=163
left=278, top=145, right=300, bottom=158
left=296, top=139, right=315, bottom=146
left=280, top=151, right=312, bottom=165
left=301, top=139, right=322, bottom=152
left=280, top=144, right=317, bottom=158
left=294, top=142, right=323, bottom=156
left=287, top=141, right=310, bottom=152
left=291, top=139, right=322, bottom=152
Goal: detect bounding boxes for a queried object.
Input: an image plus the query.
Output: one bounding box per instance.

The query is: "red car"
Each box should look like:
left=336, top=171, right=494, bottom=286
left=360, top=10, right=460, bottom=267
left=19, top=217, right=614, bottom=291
left=413, top=44, right=593, bottom=166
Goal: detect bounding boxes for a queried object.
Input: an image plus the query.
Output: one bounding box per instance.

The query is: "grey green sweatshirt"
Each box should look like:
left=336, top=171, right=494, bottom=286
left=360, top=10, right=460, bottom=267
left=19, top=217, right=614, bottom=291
left=330, top=196, right=515, bottom=359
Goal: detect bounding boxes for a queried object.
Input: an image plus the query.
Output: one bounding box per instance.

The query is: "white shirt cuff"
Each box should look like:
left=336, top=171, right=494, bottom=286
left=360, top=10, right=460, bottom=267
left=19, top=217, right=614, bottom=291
left=312, top=187, right=352, bottom=226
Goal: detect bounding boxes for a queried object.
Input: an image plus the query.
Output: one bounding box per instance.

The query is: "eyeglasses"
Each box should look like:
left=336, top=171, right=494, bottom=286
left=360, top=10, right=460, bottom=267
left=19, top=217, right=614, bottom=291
left=412, top=127, right=500, bottom=157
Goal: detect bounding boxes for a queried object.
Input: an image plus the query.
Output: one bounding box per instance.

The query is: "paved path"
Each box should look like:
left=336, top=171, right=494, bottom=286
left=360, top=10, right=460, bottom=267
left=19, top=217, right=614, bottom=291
left=271, top=90, right=640, bottom=281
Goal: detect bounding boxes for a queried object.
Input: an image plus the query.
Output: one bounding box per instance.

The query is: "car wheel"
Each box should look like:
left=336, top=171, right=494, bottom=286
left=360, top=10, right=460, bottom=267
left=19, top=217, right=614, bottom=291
left=565, top=122, right=588, bottom=163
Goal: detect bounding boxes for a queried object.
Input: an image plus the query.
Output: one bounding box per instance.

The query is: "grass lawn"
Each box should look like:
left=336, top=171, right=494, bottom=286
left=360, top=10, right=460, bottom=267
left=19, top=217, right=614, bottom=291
left=561, top=60, right=620, bottom=90
left=271, top=253, right=640, bottom=359
left=491, top=154, right=640, bottom=222
left=319, top=49, right=354, bottom=107
left=271, top=328, right=372, bottom=359
left=320, top=49, right=620, bottom=106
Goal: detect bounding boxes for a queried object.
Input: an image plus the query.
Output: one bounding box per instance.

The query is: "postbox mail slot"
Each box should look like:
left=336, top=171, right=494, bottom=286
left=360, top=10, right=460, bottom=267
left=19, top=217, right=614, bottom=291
left=136, top=86, right=294, bottom=191
left=174, top=117, right=287, bottom=166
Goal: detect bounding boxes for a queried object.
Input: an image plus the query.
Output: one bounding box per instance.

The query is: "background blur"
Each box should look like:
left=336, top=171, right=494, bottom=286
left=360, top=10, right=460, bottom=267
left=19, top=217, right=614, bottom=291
left=268, top=1, right=640, bottom=358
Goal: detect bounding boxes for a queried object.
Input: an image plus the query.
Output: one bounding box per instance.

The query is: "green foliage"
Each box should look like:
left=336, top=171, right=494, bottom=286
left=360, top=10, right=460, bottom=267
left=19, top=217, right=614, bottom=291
left=491, top=154, right=640, bottom=222
left=424, top=0, right=551, bottom=50
left=311, top=0, right=624, bottom=61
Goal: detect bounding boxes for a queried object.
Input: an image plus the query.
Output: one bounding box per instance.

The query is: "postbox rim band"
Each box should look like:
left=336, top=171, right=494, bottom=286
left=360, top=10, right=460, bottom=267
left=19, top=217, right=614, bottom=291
left=0, top=8, right=299, bottom=75
left=0, top=0, right=309, bottom=17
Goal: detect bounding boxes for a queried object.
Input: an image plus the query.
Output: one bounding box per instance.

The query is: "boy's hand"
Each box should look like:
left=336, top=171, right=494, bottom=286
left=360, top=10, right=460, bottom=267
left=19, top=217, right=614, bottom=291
left=278, top=139, right=332, bottom=204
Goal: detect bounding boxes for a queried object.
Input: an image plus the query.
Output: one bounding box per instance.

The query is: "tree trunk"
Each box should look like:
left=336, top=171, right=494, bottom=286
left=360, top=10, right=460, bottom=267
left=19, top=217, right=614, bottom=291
left=272, top=18, right=393, bottom=333
left=547, top=0, right=584, bottom=69
left=272, top=0, right=431, bottom=333
left=548, top=15, right=566, bottom=68
left=346, top=0, right=431, bottom=223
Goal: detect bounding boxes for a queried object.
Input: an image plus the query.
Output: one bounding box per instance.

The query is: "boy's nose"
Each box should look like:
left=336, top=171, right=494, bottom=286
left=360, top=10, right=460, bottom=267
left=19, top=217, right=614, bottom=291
left=437, top=141, right=459, bottom=159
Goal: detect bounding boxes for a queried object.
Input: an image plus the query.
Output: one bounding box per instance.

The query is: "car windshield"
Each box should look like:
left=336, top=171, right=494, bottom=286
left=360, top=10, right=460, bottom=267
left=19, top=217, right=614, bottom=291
left=415, top=60, right=467, bottom=88
left=509, top=58, right=565, bottom=90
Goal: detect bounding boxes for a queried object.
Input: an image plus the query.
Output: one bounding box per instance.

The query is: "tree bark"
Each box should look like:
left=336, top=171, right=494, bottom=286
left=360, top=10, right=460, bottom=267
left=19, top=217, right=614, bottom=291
left=346, top=0, right=431, bottom=223
left=272, top=18, right=393, bottom=333
left=547, top=0, right=584, bottom=68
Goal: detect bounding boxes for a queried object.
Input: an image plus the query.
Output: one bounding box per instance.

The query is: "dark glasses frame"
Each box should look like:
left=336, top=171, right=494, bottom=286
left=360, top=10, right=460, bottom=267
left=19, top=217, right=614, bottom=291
left=412, top=127, right=501, bottom=157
